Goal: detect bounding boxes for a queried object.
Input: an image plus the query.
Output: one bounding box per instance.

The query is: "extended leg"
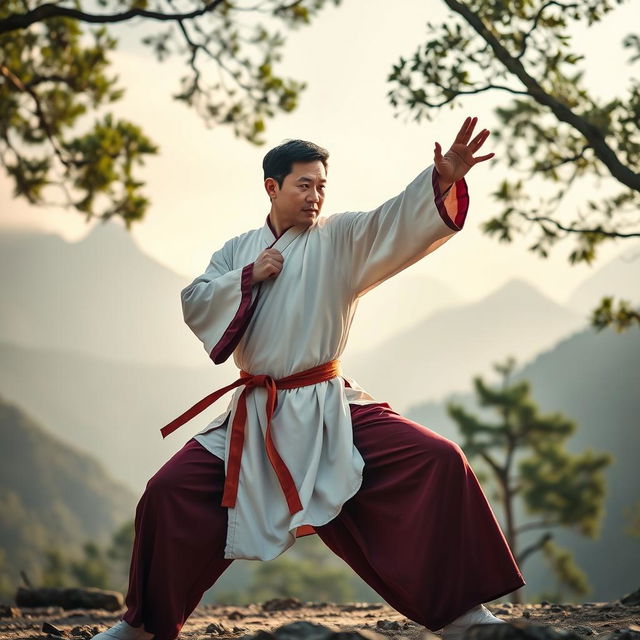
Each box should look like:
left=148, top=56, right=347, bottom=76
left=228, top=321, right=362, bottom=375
left=121, top=438, right=233, bottom=640
left=314, top=403, right=525, bottom=632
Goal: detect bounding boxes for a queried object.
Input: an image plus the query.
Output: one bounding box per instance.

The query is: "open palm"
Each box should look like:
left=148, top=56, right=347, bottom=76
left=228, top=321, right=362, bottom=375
left=434, top=116, right=494, bottom=184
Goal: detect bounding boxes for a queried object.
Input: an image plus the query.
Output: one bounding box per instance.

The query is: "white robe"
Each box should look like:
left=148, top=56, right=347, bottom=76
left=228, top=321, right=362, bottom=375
left=180, top=163, right=469, bottom=560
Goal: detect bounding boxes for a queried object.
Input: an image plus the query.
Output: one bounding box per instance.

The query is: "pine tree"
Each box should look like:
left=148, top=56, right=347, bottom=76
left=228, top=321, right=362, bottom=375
left=446, top=356, right=611, bottom=603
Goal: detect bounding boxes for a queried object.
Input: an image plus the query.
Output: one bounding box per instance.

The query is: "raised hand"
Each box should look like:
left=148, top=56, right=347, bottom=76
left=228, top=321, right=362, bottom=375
left=434, top=116, right=494, bottom=188
left=251, top=248, right=284, bottom=284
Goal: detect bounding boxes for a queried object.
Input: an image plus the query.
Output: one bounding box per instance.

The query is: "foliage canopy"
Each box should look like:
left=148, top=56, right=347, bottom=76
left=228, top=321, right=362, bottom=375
left=387, top=0, right=640, bottom=331
left=0, top=0, right=340, bottom=225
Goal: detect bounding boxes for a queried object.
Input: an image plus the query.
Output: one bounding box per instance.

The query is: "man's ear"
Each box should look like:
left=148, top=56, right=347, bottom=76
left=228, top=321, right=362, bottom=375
left=264, top=177, right=279, bottom=200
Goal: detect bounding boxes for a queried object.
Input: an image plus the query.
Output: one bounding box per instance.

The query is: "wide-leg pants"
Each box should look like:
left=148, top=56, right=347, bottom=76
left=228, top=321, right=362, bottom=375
left=122, top=403, right=525, bottom=640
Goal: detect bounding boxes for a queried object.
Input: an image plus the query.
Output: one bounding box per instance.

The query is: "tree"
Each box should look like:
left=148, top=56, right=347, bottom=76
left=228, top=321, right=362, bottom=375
left=41, top=541, right=110, bottom=589
left=69, top=541, right=110, bottom=588
left=105, top=519, right=135, bottom=592
left=39, top=521, right=135, bottom=591
left=446, top=357, right=611, bottom=603
left=212, top=535, right=367, bottom=605
left=41, top=547, right=69, bottom=588
left=387, top=0, right=640, bottom=332
left=0, top=550, right=15, bottom=601
left=243, top=555, right=355, bottom=603
left=0, top=0, right=340, bottom=225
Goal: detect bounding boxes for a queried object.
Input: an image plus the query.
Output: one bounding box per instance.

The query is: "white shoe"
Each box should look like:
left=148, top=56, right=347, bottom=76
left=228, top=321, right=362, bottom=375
left=91, top=620, right=154, bottom=640
left=441, top=604, right=507, bottom=640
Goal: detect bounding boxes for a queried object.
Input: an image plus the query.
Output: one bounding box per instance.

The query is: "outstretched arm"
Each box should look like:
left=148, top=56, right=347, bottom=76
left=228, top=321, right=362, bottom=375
left=329, top=115, right=494, bottom=298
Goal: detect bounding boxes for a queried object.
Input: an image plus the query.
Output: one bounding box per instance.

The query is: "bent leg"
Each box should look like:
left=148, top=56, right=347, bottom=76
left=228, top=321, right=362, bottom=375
left=315, top=403, right=525, bottom=632
left=122, top=438, right=232, bottom=640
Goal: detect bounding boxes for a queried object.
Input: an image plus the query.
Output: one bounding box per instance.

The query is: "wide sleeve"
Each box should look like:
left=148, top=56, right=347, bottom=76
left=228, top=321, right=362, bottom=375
left=180, top=239, right=259, bottom=364
left=328, top=164, right=469, bottom=297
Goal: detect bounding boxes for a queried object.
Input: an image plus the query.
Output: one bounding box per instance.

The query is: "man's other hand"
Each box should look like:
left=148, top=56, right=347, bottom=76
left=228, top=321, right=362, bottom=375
left=252, top=248, right=284, bottom=284
left=434, top=116, right=494, bottom=192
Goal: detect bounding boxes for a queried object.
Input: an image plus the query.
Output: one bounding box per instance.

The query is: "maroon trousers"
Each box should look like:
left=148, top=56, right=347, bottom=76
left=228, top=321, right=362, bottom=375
left=122, top=403, right=525, bottom=640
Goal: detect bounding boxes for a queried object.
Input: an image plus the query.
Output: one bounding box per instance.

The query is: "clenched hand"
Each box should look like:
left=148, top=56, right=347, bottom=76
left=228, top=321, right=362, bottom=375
left=251, top=248, right=284, bottom=284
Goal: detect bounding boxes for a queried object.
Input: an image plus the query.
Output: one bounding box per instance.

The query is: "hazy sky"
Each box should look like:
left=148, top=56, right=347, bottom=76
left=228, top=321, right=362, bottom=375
left=1, top=0, right=638, bottom=304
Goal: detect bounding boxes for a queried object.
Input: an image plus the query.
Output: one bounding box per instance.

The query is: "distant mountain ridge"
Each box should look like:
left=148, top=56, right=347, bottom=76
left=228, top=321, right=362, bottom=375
left=2, top=225, right=638, bottom=371
left=0, top=224, right=464, bottom=367
left=0, top=340, right=237, bottom=491
left=565, top=241, right=640, bottom=314
left=343, top=278, right=586, bottom=412
left=0, top=393, right=136, bottom=590
left=3, top=225, right=638, bottom=364
left=344, top=272, right=464, bottom=355
left=0, top=226, right=200, bottom=367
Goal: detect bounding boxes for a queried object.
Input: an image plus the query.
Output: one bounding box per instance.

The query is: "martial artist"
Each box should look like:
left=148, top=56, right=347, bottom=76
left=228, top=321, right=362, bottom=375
left=92, top=116, right=526, bottom=640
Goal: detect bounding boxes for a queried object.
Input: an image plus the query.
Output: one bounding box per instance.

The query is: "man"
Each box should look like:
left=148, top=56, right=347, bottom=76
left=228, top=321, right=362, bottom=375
left=93, top=116, right=525, bottom=640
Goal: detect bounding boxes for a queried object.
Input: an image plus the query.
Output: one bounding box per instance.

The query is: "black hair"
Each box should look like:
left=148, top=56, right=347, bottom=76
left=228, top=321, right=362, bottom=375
left=262, top=139, right=329, bottom=188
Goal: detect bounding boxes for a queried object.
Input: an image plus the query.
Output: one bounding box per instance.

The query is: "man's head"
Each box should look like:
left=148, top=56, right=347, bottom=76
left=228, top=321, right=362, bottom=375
left=263, top=139, right=329, bottom=233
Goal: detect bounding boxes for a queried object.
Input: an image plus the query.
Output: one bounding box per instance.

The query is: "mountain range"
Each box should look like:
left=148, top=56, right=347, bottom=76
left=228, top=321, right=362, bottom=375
left=566, top=243, right=640, bottom=314
left=0, top=225, right=464, bottom=366
left=0, top=341, right=233, bottom=491
left=0, top=225, right=198, bottom=367
left=343, top=278, right=587, bottom=411
left=0, top=224, right=638, bottom=603
left=0, top=393, right=135, bottom=594
left=2, top=224, right=638, bottom=372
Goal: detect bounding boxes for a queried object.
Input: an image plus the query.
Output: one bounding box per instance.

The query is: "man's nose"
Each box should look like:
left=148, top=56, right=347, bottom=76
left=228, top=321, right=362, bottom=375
left=307, top=188, right=320, bottom=202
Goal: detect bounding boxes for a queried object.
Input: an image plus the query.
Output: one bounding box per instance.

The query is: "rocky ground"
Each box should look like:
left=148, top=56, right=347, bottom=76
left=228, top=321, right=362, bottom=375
left=1, top=596, right=639, bottom=640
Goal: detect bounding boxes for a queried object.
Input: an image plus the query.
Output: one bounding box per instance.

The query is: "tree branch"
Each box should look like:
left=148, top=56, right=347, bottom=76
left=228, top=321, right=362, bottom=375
left=517, top=531, right=553, bottom=565
left=0, top=64, right=82, bottom=169
left=443, top=0, right=640, bottom=192
left=167, top=0, right=204, bottom=96
left=517, top=1, right=580, bottom=59
left=25, top=73, right=77, bottom=89
left=535, top=145, right=590, bottom=172
left=181, top=2, right=261, bottom=97
left=515, top=519, right=562, bottom=535
left=479, top=450, right=504, bottom=479
left=434, top=81, right=529, bottom=98
left=0, top=0, right=227, bottom=35
left=410, top=82, right=529, bottom=110
left=519, top=211, right=640, bottom=238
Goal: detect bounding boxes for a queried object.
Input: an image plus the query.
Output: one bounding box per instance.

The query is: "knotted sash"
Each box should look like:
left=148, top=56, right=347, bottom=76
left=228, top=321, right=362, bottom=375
left=161, top=360, right=342, bottom=515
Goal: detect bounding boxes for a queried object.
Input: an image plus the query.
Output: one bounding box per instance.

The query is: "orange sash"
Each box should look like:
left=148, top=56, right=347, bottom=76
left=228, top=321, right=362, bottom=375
left=161, top=360, right=342, bottom=515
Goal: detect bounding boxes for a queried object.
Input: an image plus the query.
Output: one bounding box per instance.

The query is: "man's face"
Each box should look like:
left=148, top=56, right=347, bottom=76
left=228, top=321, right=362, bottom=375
left=266, top=160, right=327, bottom=229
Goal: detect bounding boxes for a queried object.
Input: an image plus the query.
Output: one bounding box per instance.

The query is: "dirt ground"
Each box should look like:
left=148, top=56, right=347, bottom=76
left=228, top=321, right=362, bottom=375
left=1, top=598, right=639, bottom=640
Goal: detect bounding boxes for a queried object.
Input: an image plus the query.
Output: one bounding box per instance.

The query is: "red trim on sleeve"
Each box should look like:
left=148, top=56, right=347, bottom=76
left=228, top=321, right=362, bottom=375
left=209, top=263, right=259, bottom=364
left=432, top=167, right=469, bottom=231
